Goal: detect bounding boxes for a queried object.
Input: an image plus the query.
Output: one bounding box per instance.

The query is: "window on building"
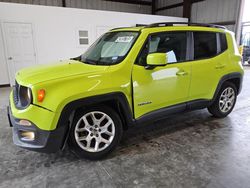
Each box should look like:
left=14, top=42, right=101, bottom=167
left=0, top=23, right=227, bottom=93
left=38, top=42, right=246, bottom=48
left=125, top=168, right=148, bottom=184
left=79, top=30, right=89, bottom=45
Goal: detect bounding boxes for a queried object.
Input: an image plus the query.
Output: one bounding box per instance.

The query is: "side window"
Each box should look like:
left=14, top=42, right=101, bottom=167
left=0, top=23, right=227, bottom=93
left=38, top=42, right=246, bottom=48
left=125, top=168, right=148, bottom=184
left=219, top=33, right=228, bottom=52
left=193, top=32, right=217, bottom=60
left=136, top=32, right=187, bottom=66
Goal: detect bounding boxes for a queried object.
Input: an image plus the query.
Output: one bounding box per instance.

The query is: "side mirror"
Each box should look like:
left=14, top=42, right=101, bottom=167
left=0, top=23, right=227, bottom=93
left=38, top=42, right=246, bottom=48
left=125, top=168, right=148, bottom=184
left=146, top=53, right=167, bottom=69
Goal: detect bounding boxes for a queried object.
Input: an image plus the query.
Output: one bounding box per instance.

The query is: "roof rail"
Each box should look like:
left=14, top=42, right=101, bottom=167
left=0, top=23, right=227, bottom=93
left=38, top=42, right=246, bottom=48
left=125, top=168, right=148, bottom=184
left=110, top=25, right=144, bottom=31
left=145, top=22, right=226, bottom=29
left=110, top=27, right=132, bottom=31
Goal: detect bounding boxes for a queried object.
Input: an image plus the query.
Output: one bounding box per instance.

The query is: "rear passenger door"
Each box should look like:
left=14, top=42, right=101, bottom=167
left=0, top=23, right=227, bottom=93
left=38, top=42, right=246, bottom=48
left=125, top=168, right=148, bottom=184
left=188, top=31, right=228, bottom=101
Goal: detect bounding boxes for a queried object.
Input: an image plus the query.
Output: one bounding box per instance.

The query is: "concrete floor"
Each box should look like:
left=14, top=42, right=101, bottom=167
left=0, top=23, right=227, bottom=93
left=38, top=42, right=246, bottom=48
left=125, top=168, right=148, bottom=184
left=1, top=67, right=250, bottom=188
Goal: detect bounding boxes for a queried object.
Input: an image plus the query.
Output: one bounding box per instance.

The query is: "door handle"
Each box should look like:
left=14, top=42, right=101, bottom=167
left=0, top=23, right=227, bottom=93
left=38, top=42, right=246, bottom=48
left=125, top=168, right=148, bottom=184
left=176, top=71, right=188, bottom=76
left=215, top=64, right=225, bottom=69
left=8, top=57, right=13, bottom=60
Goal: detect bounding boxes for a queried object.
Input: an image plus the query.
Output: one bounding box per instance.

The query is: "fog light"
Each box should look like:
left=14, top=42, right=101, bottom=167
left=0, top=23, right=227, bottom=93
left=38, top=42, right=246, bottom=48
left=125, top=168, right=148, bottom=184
left=18, top=119, right=32, bottom=126
left=20, top=131, right=35, bottom=141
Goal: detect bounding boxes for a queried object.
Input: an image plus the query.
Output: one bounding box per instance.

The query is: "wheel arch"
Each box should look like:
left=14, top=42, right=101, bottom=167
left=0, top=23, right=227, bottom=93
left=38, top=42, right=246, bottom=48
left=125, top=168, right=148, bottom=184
left=55, top=92, right=135, bottom=150
left=57, top=92, right=134, bottom=142
left=212, top=72, right=243, bottom=103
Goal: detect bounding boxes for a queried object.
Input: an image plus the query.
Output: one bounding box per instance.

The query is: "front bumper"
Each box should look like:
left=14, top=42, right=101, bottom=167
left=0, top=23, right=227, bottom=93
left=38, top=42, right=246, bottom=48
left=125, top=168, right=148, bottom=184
left=8, top=106, right=68, bottom=153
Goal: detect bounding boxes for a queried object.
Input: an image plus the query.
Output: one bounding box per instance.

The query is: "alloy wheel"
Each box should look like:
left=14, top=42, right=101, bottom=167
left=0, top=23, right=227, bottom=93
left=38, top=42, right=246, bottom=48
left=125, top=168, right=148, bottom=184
left=219, top=87, right=236, bottom=113
left=74, top=111, right=115, bottom=152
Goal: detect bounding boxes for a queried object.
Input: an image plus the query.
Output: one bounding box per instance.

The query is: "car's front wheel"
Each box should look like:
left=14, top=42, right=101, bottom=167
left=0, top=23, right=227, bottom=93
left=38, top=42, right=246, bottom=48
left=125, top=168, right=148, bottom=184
left=68, top=106, right=123, bottom=160
left=208, top=82, right=237, bottom=118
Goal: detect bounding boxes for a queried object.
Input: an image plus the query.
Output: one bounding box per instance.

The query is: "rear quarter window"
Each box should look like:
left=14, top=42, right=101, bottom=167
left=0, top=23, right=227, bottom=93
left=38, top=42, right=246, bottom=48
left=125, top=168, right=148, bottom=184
left=219, top=33, right=228, bottom=52
left=193, top=32, right=217, bottom=60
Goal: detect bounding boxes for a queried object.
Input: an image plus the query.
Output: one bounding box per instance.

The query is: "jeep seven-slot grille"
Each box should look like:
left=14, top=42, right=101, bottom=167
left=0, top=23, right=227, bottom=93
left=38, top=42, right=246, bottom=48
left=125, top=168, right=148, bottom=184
left=13, top=81, right=19, bottom=106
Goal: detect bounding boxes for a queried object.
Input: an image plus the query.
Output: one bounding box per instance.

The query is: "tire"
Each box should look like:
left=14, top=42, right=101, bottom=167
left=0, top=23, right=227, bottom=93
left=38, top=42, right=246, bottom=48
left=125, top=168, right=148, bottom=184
left=208, top=82, right=237, bottom=118
left=68, top=105, right=123, bottom=160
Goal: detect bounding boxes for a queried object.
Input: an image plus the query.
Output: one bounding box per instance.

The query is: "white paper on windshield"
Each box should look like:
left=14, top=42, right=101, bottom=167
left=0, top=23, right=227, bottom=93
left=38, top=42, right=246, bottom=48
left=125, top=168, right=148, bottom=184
left=115, top=36, right=134, bottom=43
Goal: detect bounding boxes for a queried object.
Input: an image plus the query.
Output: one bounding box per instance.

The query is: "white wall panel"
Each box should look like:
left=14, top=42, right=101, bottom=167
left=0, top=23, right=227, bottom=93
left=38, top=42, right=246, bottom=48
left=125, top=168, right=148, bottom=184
left=0, top=26, right=9, bottom=85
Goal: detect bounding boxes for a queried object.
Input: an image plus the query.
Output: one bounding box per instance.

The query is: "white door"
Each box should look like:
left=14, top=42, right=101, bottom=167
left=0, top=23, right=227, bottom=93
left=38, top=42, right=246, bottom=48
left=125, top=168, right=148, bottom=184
left=3, top=22, right=36, bottom=85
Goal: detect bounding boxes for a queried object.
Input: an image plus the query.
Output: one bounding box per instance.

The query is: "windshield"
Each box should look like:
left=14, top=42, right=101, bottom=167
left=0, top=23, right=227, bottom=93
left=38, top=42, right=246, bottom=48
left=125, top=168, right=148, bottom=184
left=80, top=31, right=139, bottom=65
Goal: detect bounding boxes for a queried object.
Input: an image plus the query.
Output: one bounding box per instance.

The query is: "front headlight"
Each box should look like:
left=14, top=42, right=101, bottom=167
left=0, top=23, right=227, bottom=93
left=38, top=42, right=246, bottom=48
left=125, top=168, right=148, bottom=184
left=14, top=83, right=32, bottom=109
left=19, top=86, right=32, bottom=108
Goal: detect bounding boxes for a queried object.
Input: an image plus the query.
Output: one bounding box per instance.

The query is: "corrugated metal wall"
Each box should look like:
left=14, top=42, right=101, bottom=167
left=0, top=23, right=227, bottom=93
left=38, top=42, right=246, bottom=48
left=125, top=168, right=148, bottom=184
left=0, top=0, right=151, bottom=14
left=156, top=0, right=183, bottom=17
left=66, top=0, right=151, bottom=14
left=0, top=0, right=241, bottom=32
left=155, top=0, right=241, bottom=32
left=191, top=0, right=240, bottom=31
left=0, top=0, right=63, bottom=6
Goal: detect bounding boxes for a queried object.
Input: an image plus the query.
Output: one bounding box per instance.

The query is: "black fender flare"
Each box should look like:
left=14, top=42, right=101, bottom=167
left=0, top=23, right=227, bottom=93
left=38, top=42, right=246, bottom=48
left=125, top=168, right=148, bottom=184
left=56, top=92, right=135, bottom=149
left=58, top=92, right=134, bottom=128
left=211, top=72, right=243, bottom=104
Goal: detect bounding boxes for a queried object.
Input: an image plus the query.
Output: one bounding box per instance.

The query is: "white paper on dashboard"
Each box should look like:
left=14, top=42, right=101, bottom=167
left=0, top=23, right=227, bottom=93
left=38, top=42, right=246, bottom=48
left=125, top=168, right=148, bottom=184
left=166, top=50, right=177, bottom=63
left=115, top=36, right=134, bottom=43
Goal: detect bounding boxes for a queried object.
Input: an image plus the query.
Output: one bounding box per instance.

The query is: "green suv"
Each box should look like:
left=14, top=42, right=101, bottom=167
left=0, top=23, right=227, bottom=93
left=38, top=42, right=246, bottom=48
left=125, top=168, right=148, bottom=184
left=8, top=22, right=244, bottom=160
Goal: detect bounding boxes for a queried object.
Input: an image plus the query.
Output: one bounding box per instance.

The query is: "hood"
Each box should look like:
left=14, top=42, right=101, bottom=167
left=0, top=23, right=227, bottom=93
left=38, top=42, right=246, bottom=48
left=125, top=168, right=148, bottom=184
left=16, top=60, right=109, bottom=86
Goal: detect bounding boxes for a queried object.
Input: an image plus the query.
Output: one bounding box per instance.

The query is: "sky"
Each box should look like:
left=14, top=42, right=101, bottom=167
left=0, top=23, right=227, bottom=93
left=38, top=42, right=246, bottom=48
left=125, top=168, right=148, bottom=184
left=243, top=0, right=250, bottom=22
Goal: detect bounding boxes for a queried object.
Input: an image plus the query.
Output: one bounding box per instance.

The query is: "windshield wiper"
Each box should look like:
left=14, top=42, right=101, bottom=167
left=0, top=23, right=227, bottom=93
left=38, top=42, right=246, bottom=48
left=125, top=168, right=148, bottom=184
left=70, top=56, right=97, bottom=65
left=71, top=55, right=112, bottom=65
left=70, top=56, right=81, bottom=61
left=84, top=59, right=98, bottom=65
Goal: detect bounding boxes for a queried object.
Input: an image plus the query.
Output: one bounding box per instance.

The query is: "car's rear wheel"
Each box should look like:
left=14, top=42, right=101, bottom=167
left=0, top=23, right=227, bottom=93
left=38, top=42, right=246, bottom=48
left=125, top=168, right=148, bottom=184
left=68, top=106, right=123, bottom=160
left=208, top=82, right=237, bottom=118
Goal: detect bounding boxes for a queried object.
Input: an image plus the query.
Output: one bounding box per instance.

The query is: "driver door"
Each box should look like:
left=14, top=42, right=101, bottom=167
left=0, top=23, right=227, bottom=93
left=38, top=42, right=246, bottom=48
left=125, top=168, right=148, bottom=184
left=132, top=31, right=191, bottom=118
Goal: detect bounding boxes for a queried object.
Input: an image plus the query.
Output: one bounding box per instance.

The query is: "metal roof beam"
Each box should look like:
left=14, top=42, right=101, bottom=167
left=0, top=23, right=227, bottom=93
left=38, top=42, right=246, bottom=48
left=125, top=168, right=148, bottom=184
left=156, top=0, right=205, bottom=12
left=102, top=0, right=152, bottom=6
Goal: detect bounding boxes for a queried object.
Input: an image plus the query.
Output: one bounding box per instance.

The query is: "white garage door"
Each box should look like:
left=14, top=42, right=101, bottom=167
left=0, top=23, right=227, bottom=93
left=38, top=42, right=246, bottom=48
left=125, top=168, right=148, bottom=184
left=3, top=22, right=36, bottom=85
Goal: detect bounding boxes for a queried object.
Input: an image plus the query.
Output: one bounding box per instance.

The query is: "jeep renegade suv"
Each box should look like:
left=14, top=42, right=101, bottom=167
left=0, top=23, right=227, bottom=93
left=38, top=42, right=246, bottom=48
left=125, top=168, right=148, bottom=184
left=8, top=22, right=244, bottom=160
